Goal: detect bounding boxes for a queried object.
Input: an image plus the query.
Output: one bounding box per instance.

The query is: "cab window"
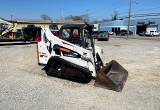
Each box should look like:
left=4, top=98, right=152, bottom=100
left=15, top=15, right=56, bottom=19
left=62, top=29, right=71, bottom=39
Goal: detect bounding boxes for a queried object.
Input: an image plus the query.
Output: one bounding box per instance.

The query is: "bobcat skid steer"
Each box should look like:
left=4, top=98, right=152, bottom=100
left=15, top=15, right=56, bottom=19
left=37, top=24, right=128, bottom=92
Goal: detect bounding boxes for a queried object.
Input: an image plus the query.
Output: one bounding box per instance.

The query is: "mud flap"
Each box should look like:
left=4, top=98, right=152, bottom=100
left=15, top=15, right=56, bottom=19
left=94, top=60, right=128, bottom=92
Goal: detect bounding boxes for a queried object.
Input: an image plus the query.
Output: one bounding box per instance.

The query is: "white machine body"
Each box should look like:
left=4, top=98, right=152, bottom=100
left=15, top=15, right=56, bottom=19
left=37, top=28, right=103, bottom=77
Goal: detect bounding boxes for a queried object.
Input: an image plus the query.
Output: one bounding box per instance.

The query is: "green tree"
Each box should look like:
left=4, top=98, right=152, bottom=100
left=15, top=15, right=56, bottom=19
left=40, top=14, right=52, bottom=21
left=64, top=15, right=84, bottom=21
left=112, top=11, right=119, bottom=21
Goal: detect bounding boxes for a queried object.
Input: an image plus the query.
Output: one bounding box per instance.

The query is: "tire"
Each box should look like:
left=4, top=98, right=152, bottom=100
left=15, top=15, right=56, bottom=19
left=45, top=56, right=92, bottom=83
left=45, top=59, right=62, bottom=77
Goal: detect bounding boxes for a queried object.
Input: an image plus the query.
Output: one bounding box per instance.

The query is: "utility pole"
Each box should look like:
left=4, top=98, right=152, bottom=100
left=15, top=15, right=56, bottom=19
left=85, top=9, right=89, bottom=23
left=60, top=8, right=64, bottom=21
left=11, top=15, right=13, bottom=21
left=127, top=0, right=132, bottom=38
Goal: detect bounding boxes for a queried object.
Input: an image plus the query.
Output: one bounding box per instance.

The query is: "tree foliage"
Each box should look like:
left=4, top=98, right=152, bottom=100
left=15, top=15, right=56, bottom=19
left=40, top=14, right=52, bottom=21
left=64, top=14, right=90, bottom=22
left=112, top=11, right=119, bottom=21
left=65, top=15, right=84, bottom=21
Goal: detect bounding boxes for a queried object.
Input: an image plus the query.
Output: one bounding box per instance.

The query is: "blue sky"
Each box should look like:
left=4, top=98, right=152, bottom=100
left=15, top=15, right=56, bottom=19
left=1, top=0, right=160, bottom=20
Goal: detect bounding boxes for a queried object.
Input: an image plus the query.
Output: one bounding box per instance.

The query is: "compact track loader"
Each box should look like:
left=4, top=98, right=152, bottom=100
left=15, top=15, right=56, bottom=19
left=37, top=24, right=128, bottom=92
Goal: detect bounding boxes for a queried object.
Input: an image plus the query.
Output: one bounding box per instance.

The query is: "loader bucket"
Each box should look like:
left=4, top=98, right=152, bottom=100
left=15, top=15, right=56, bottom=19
left=94, top=60, right=128, bottom=92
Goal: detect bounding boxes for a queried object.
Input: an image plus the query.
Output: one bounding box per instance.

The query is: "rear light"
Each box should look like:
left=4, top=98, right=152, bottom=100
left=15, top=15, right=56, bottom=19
left=35, top=35, right=41, bottom=42
left=40, top=55, right=44, bottom=57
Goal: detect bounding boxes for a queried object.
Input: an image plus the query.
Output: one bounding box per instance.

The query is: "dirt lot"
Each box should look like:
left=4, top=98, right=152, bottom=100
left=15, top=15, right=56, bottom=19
left=0, top=38, right=160, bottom=110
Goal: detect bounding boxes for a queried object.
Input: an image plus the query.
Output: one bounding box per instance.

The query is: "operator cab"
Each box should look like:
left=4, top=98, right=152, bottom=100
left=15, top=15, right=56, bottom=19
left=59, top=24, right=93, bottom=48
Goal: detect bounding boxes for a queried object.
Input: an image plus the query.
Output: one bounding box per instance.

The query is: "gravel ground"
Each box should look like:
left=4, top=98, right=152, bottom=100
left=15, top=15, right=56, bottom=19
left=0, top=38, right=160, bottom=110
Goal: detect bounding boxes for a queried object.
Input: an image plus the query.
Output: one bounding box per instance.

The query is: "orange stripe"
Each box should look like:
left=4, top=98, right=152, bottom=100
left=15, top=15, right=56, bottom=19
left=60, top=48, right=70, bottom=53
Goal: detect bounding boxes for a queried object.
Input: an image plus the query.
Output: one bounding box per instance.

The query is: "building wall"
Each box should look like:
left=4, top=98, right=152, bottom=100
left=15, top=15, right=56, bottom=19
left=12, top=23, right=63, bottom=32
left=100, top=18, right=160, bottom=35
left=0, top=19, right=64, bottom=40
left=137, top=18, right=160, bottom=32
left=100, top=20, right=137, bottom=35
left=0, top=19, right=7, bottom=24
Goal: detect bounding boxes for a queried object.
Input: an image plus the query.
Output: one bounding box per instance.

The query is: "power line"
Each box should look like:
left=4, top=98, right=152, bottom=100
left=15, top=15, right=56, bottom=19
left=134, top=7, right=160, bottom=12
left=119, top=6, right=160, bottom=17
left=119, top=12, right=160, bottom=20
